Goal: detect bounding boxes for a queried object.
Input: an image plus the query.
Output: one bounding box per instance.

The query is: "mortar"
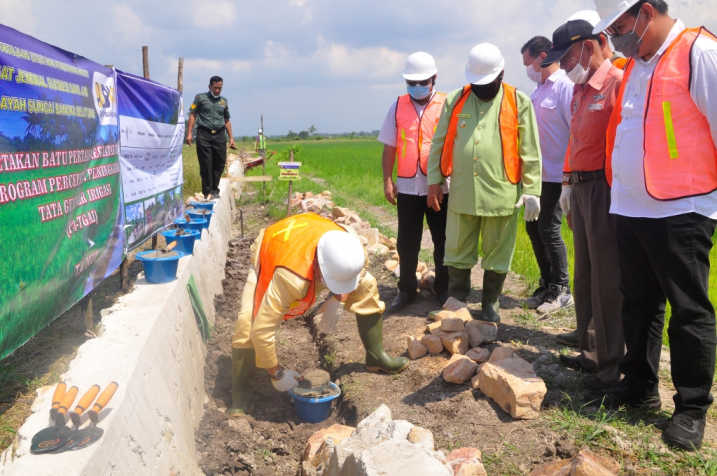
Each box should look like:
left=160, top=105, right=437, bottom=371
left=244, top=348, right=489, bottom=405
left=161, top=228, right=200, bottom=255
left=174, top=217, right=206, bottom=233
left=188, top=199, right=215, bottom=211
left=289, top=382, right=341, bottom=423
left=136, top=249, right=185, bottom=283
left=186, top=208, right=213, bottom=228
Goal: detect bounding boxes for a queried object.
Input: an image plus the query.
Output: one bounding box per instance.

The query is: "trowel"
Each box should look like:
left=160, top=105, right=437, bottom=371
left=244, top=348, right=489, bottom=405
left=30, top=385, right=78, bottom=454
left=65, top=381, right=118, bottom=450
left=56, top=384, right=100, bottom=452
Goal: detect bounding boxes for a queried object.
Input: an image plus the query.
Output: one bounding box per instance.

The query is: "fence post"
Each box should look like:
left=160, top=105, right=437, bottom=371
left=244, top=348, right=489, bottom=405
left=177, top=57, right=184, bottom=93
left=287, top=149, right=294, bottom=216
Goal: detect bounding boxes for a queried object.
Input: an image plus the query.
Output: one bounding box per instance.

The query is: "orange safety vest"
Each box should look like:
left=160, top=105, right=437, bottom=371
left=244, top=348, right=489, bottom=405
left=606, top=27, right=717, bottom=200
left=395, top=92, right=446, bottom=178
left=439, top=83, right=521, bottom=184
left=253, top=213, right=344, bottom=320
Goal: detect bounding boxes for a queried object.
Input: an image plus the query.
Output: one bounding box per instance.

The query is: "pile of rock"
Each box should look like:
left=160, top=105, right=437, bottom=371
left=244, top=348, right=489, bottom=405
left=406, top=298, right=547, bottom=420
left=290, top=191, right=336, bottom=215
left=301, top=404, right=487, bottom=476
left=529, top=449, right=619, bottom=475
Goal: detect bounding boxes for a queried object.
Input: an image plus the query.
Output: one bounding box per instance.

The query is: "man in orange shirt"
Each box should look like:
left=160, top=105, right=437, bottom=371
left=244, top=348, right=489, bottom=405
left=543, top=19, right=625, bottom=387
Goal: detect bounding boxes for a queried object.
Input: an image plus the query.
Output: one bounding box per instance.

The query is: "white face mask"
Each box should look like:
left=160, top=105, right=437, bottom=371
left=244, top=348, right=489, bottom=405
left=566, top=43, right=589, bottom=84
left=526, top=63, right=542, bottom=83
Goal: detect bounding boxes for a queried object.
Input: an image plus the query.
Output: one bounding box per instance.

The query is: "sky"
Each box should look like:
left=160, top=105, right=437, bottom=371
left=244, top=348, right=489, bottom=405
left=2, top=0, right=715, bottom=136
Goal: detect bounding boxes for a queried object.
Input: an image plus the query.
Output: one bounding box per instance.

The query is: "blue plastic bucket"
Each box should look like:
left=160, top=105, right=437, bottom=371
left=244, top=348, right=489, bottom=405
left=289, top=382, right=341, bottom=423
left=136, top=249, right=185, bottom=283
left=174, top=217, right=206, bottom=233
left=161, top=229, right=200, bottom=255
left=187, top=208, right=213, bottom=228
left=189, top=200, right=215, bottom=211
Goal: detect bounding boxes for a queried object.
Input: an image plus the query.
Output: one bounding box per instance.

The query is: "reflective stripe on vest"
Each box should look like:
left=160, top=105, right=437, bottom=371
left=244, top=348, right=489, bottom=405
left=440, top=83, right=521, bottom=184
left=606, top=27, right=717, bottom=200
left=253, top=213, right=344, bottom=321
left=394, top=92, right=446, bottom=178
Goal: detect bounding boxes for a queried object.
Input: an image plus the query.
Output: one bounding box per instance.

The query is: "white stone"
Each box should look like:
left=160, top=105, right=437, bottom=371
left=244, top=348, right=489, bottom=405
left=407, top=427, right=435, bottom=451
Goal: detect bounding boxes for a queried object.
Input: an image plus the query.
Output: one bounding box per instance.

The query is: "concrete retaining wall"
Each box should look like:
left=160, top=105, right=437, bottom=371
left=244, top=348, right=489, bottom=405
left=0, top=179, right=234, bottom=476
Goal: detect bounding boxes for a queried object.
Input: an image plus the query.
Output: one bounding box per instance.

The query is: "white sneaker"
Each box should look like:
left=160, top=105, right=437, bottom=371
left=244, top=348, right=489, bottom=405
left=536, top=286, right=574, bottom=315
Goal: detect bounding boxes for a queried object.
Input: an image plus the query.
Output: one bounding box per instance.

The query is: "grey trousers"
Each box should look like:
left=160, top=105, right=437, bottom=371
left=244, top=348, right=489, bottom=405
left=571, top=178, right=625, bottom=383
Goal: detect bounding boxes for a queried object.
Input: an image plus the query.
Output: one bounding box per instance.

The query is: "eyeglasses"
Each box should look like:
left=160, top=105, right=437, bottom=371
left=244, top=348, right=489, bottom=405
left=406, top=78, right=432, bottom=86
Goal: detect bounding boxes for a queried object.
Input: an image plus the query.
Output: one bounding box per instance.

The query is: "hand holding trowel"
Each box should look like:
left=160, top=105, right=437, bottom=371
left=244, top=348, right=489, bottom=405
left=31, top=384, right=78, bottom=454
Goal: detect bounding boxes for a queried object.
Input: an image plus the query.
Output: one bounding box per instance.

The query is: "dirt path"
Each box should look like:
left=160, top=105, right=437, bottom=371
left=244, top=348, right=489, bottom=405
left=196, top=203, right=716, bottom=475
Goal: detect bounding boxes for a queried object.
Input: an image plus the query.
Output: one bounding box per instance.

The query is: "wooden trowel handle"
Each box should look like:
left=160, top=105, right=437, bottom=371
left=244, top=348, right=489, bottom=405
left=166, top=240, right=177, bottom=251
left=50, top=382, right=67, bottom=415
left=89, top=382, right=118, bottom=422
left=70, top=385, right=100, bottom=426
left=57, top=386, right=79, bottom=417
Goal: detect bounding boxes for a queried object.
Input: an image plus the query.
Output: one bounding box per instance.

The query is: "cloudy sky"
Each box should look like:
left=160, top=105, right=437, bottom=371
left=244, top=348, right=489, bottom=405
left=3, top=0, right=715, bottom=135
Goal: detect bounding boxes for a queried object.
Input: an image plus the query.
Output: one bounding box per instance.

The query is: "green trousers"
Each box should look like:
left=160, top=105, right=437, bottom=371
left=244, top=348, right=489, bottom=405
left=444, top=209, right=519, bottom=273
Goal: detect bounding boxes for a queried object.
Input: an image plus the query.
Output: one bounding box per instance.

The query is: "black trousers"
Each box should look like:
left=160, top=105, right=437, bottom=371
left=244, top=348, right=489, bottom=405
left=526, top=181, right=569, bottom=288
left=396, top=193, right=448, bottom=296
left=616, top=213, right=716, bottom=417
left=196, top=128, right=227, bottom=196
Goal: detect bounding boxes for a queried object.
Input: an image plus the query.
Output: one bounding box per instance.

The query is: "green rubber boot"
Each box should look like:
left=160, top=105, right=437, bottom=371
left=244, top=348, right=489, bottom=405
left=356, top=314, right=409, bottom=374
left=479, top=270, right=507, bottom=323
left=447, top=266, right=472, bottom=302
left=228, top=348, right=255, bottom=417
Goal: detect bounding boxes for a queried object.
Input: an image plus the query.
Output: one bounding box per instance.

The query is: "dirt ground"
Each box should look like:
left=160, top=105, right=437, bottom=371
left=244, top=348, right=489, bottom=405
left=195, top=202, right=716, bottom=476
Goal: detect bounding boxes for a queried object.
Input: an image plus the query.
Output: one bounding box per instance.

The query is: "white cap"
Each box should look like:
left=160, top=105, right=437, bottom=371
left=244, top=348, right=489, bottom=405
left=402, top=52, right=438, bottom=81
left=465, top=43, right=505, bottom=85
left=317, top=230, right=365, bottom=294
left=568, top=9, right=601, bottom=27
left=592, top=0, right=640, bottom=34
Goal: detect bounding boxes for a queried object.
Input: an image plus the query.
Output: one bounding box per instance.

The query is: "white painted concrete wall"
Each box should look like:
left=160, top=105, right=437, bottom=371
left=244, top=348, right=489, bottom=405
left=0, top=179, right=234, bottom=476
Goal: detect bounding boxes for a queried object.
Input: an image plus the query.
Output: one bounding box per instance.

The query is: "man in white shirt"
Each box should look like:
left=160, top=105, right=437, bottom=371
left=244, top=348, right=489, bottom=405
left=595, top=0, right=717, bottom=450
left=520, top=36, right=574, bottom=316
left=378, top=52, right=449, bottom=311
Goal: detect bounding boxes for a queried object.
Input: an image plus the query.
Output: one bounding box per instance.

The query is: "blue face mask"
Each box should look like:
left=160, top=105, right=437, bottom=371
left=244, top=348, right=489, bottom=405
left=407, top=84, right=432, bottom=100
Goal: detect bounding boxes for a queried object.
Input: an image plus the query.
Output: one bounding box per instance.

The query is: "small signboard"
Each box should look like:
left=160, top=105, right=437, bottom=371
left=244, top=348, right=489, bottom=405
left=278, top=161, right=302, bottom=181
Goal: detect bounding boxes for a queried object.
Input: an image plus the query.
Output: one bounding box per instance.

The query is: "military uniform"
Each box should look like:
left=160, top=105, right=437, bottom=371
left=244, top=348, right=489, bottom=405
left=190, top=92, right=231, bottom=196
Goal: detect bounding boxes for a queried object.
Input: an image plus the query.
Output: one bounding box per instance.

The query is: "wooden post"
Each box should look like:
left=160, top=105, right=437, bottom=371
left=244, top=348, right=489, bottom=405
left=142, top=46, right=150, bottom=79
left=240, top=208, right=245, bottom=238
left=177, top=57, right=184, bottom=92
left=261, top=114, right=266, bottom=203
left=82, top=294, right=94, bottom=332
left=120, top=259, right=129, bottom=291
left=287, top=149, right=294, bottom=216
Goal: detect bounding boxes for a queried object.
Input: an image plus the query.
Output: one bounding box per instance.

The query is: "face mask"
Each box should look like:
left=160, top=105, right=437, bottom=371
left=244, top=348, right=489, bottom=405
left=611, top=9, right=650, bottom=58
left=407, top=84, right=432, bottom=100
left=526, top=64, right=542, bottom=83
left=566, top=43, right=590, bottom=84
left=471, top=72, right=503, bottom=101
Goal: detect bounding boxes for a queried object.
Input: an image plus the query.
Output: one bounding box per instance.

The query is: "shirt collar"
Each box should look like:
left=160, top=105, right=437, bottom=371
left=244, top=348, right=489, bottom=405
left=544, top=68, right=566, bottom=84
left=639, top=19, right=685, bottom=65
left=587, top=59, right=614, bottom=90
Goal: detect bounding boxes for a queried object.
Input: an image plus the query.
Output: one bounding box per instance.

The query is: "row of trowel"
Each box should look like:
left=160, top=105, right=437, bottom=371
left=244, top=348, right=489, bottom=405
left=30, top=381, right=118, bottom=454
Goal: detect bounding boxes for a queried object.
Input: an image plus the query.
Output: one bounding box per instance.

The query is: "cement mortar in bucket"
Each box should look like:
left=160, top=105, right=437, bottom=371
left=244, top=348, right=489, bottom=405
left=174, top=217, right=206, bottom=233
left=289, top=369, right=341, bottom=423
left=136, top=249, right=185, bottom=283
left=186, top=208, right=213, bottom=228
left=189, top=199, right=215, bottom=211
left=161, top=228, right=200, bottom=255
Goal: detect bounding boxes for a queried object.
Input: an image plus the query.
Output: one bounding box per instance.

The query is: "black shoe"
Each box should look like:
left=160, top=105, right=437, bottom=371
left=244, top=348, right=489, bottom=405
left=388, top=292, right=415, bottom=313
left=525, top=285, right=547, bottom=309
left=663, top=412, right=705, bottom=451
left=211, top=189, right=221, bottom=198
left=559, top=353, right=597, bottom=372
left=556, top=329, right=579, bottom=347
left=606, top=382, right=661, bottom=410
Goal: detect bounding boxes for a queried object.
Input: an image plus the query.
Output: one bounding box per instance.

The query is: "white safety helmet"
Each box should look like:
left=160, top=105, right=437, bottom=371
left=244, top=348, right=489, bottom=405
left=592, top=0, right=640, bottom=35
left=317, top=230, right=365, bottom=295
left=465, top=43, right=505, bottom=85
left=402, top=52, right=438, bottom=81
left=567, top=9, right=601, bottom=27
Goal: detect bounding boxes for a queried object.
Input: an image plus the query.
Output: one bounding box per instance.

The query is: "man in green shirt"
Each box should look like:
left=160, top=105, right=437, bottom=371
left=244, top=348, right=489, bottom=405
left=427, top=43, right=542, bottom=322
left=186, top=75, right=236, bottom=197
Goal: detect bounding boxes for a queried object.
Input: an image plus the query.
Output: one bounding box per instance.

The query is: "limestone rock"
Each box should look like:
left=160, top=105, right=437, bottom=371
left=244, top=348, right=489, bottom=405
left=441, top=317, right=465, bottom=333
left=419, top=271, right=435, bottom=290
left=426, top=321, right=443, bottom=335
left=302, top=424, right=355, bottom=474
left=421, top=334, right=444, bottom=354
left=407, top=336, right=428, bottom=360
left=366, top=228, right=380, bottom=247
left=478, top=357, right=547, bottom=419
left=529, top=449, right=619, bottom=476
left=466, top=347, right=490, bottom=363
left=441, top=332, right=469, bottom=355
left=443, top=297, right=468, bottom=311
left=446, top=448, right=486, bottom=476
left=489, top=346, right=514, bottom=362
left=416, top=261, right=428, bottom=275
left=428, top=309, right=453, bottom=322
left=466, top=321, right=498, bottom=347
left=442, top=354, right=478, bottom=384
left=368, top=244, right=390, bottom=256
left=407, top=426, right=435, bottom=450
left=470, top=373, right=481, bottom=390
left=384, top=259, right=399, bottom=272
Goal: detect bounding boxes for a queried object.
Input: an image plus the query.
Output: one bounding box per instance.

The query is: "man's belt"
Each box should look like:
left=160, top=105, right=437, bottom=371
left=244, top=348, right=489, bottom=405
left=563, top=170, right=605, bottom=185
left=198, top=126, right=225, bottom=135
